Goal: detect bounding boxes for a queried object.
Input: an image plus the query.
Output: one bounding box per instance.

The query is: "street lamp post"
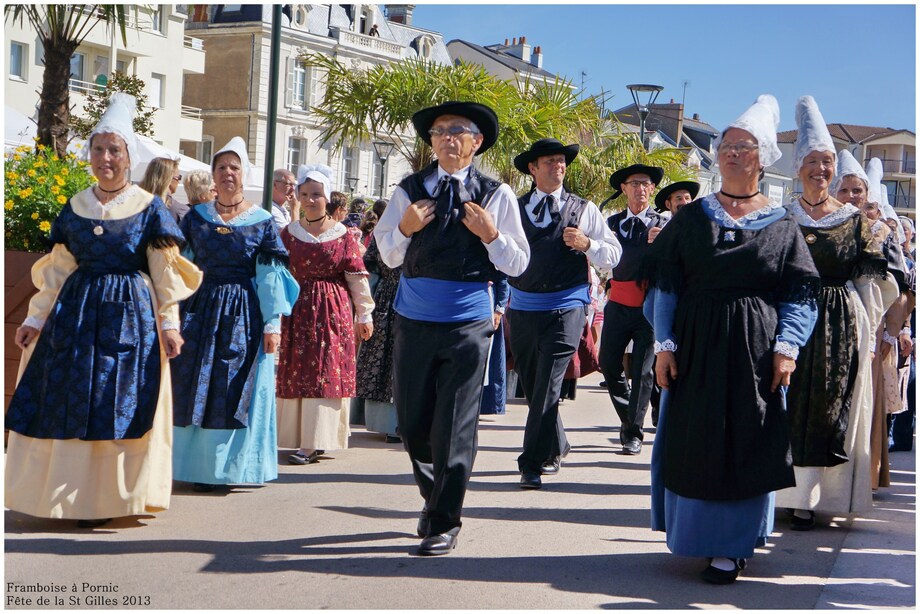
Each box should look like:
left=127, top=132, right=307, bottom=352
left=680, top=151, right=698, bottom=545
left=345, top=176, right=358, bottom=196
left=626, top=83, right=663, bottom=150
left=372, top=140, right=395, bottom=198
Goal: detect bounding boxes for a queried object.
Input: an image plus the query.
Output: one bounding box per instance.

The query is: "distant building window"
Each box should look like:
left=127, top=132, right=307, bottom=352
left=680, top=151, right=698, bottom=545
left=199, top=137, right=214, bottom=164
left=371, top=154, right=384, bottom=197
left=416, top=35, right=434, bottom=59
left=150, top=73, right=165, bottom=109
left=340, top=146, right=357, bottom=190
left=151, top=7, right=164, bottom=33
left=287, top=137, right=306, bottom=172
left=70, top=52, right=85, bottom=81
left=292, top=5, right=309, bottom=28
left=307, top=66, right=322, bottom=108
left=291, top=62, right=306, bottom=109
left=10, top=42, right=25, bottom=80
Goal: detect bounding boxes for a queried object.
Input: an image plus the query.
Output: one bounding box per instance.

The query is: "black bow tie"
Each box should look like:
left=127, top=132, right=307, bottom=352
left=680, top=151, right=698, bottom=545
left=533, top=194, right=560, bottom=224
left=435, top=176, right=469, bottom=232
left=623, top=216, right=645, bottom=241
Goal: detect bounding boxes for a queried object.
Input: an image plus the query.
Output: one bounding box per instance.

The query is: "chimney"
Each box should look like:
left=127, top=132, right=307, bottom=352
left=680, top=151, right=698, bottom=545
left=692, top=113, right=700, bottom=120
left=504, top=38, right=509, bottom=46
left=385, top=4, right=416, bottom=25
left=531, top=45, right=543, bottom=69
left=506, top=34, right=531, bottom=63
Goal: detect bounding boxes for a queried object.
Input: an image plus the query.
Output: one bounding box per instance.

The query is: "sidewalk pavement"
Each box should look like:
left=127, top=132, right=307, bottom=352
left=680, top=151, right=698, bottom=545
left=4, top=372, right=915, bottom=609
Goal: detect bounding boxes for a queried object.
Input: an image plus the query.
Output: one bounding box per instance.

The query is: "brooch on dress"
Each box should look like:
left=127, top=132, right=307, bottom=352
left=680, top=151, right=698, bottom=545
left=93, top=225, right=104, bottom=236
left=216, top=226, right=233, bottom=235
left=723, top=230, right=736, bottom=242
left=805, top=234, right=817, bottom=244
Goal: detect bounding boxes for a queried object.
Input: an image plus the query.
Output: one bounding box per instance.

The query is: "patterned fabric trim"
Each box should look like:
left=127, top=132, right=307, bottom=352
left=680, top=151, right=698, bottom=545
left=286, top=220, right=347, bottom=243
left=774, top=340, right=799, bottom=359
left=161, top=318, right=179, bottom=331
left=883, top=330, right=899, bottom=347
left=654, top=339, right=677, bottom=354
left=901, top=327, right=913, bottom=337
left=787, top=199, right=860, bottom=228
left=80, top=185, right=142, bottom=219
left=263, top=322, right=281, bottom=334
left=703, top=194, right=784, bottom=228
left=22, top=315, right=44, bottom=330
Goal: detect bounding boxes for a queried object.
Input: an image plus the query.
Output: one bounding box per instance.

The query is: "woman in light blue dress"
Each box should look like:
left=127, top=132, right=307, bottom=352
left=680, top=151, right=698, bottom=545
left=171, top=137, right=299, bottom=490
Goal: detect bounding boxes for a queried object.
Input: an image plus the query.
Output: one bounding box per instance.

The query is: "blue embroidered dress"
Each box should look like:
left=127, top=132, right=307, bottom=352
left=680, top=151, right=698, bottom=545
left=645, top=195, right=819, bottom=558
left=5, top=186, right=202, bottom=519
left=171, top=203, right=298, bottom=485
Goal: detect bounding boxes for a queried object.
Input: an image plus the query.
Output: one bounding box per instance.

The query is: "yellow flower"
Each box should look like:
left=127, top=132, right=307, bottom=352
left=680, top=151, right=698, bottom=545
left=27, top=169, right=36, bottom=177
left=13, top=155, right=21, bottom=161
left=37, top=144, right=46, bottom=151
left=4, top=200, right=12, bottom=210
left=5, top=171, right=16, bottom=180
left=55, top=176, right=65, bottom=186
left=50, top=185, right=60, bottom=195
left=57, top=195, right=67, bottom=204
left=37, top=176, right=47, bottom=184
left=18, top=188, right=30, bottom=198
left=30, top=212, right=39, bottom=220
left=61, top=168, right=69, bottom=176
left=39, top=221, right=51, bottom=232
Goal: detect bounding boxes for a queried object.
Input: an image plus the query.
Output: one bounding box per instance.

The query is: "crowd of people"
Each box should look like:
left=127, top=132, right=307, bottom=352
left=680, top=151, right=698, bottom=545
left=5, top=92, right=915, bottom=583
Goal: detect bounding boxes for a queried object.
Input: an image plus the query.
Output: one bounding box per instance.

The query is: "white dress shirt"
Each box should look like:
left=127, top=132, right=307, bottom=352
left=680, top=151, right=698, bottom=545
left=525, top=187, right=622, bottom=271
left=375, top=164, right=530, bottom=277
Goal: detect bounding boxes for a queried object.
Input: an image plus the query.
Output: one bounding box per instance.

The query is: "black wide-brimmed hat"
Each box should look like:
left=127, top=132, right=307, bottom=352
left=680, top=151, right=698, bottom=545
left=411, top=101, right=499, bottom=154
left=513, top=138, right=580, bottom=175
left=608, top=163, right=665, bottom=199
left=654, top=180, right=701, bottom=212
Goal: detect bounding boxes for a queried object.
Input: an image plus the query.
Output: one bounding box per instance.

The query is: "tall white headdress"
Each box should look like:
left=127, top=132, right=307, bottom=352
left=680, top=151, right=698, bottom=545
left=714, top=94, right=782, bottom=167
left=87, top=92, right=137, bottom=165
left=793, top=95, right=835, bottom=173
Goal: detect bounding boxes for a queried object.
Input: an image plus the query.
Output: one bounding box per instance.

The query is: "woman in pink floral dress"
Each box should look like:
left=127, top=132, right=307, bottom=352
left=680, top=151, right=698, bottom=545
left=276, top=164, right=374, bottom=465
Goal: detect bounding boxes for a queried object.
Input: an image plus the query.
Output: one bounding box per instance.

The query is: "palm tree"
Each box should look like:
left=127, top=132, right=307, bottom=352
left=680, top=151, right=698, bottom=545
left=304, top=53, right=694, bottom=205
left=4, top=5, right=131, bottom=157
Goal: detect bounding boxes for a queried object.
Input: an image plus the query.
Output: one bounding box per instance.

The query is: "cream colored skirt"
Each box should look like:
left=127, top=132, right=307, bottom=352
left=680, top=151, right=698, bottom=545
left=276, top=397, right=350, bottom=451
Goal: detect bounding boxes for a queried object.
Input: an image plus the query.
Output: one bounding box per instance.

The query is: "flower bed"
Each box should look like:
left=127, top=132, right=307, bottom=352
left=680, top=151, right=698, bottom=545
left=4, top=143, right=94, bottom=252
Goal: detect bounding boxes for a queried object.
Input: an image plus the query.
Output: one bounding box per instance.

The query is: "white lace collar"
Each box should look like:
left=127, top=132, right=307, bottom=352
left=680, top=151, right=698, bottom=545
left=84, top=184, right=142, bottom=215
left=202, top=200, right=260, bottom=226
left=286, top=220, right=347, bottom=243
left=787, top=198, right=860, bottom=228
left=703, top=193, right=784, bottom=228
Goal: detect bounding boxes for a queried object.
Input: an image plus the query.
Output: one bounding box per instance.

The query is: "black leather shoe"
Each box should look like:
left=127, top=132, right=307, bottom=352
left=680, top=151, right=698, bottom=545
left=193, top=482, right=216, bottom=493
left=416, top=506, right=430, bottom=538
left=77, top=518, right=112, bottom=528
left=385, top=435, right=402, bottom=444
left=520, top=471, right=542, bottom=489
left=623, top=439, right=642, bottom=455
left=540, top=457, right=561, bottom=475
left=790, top=510, right=815, bottom=531
left=417, top=528, right=459, bottom=556
left=700, top=558, right=745, bottom=584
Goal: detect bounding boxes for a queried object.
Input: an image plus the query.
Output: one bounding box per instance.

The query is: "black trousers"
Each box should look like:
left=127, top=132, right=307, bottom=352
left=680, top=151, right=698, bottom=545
left=598, top=300, right=655, bottom=443
left=392, top=314, right=493, bottom=535
left=507, top=307, right=582, bottom=473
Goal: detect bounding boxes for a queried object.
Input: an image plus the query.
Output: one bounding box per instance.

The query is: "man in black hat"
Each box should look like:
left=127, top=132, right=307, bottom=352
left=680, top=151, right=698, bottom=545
left=507, top=138, right=621, bottom=489
left=648, top=180, right=700, bottom=243
left=375, top=101, right=529, bottom=555
left=599, top=164, right=665, bottom=455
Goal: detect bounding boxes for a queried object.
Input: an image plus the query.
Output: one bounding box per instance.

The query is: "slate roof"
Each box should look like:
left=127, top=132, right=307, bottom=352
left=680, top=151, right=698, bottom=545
left=776, top=123, right=912, bottom=144
left=448, top=39, right=557, bottom=80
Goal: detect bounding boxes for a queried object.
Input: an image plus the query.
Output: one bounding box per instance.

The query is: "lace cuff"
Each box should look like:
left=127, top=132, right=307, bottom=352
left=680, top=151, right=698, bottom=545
left=654, top=339, right=677, bottom=354
left=356, top=313, right=373, bottom=324
left=883, top=330, right=899, bottom=347
left=901, top=327, right=913, bottom=337
left=22, top=315, right=45, bottom=331
left=161, top=318, right=179, bottom=332
left=264, top=322, right=281, bottom=335
left=774, top=341, right=799, bottom=359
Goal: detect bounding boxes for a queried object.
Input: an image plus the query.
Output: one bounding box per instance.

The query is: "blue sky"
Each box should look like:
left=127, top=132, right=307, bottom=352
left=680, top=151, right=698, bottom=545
left=411, top=4, right=916, bottom=134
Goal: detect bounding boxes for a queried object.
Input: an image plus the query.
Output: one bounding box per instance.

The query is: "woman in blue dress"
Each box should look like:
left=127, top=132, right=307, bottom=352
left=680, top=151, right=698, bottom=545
left=170, top=137, right=299, bottom=491
left=647, top=95, right=820, bottom=584
left=5, top=94, right=202, bottom=527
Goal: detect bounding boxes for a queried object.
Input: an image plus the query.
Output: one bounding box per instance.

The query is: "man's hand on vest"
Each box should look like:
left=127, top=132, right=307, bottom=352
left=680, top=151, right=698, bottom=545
left=462, top=202, right=499, bottom=244
left=562, top=227, right=590, bottom=252
left=399, top=199, right=436, bottom=237
left=647, top=226, right=662, bottom=243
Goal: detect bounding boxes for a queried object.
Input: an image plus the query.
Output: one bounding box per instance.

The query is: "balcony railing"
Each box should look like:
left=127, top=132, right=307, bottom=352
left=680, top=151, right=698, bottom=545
left=181, top=105, right=202, bottom=120
left=68, top=78, right=103, bottom=95
left=870, top=158, right=916, bottom=174
left=329, top=27, right=402, bottom=59
left=184, top=35, right=204, bottom=51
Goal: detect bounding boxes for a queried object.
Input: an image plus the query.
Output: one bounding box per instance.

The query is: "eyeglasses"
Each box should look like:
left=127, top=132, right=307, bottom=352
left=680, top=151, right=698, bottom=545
left=428, top=125, right=479, bottom=138
left=172, top=175, right=182, bottom=182
left=624, top=180, right=655, bottom=188
left=718, top=142, right=758, bottom=155
left=273, top=180, right=296, bottom=187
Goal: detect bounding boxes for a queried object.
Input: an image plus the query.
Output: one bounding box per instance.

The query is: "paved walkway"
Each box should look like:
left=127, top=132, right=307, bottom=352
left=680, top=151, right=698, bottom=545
left=4, top=372, right=915, bottom=609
